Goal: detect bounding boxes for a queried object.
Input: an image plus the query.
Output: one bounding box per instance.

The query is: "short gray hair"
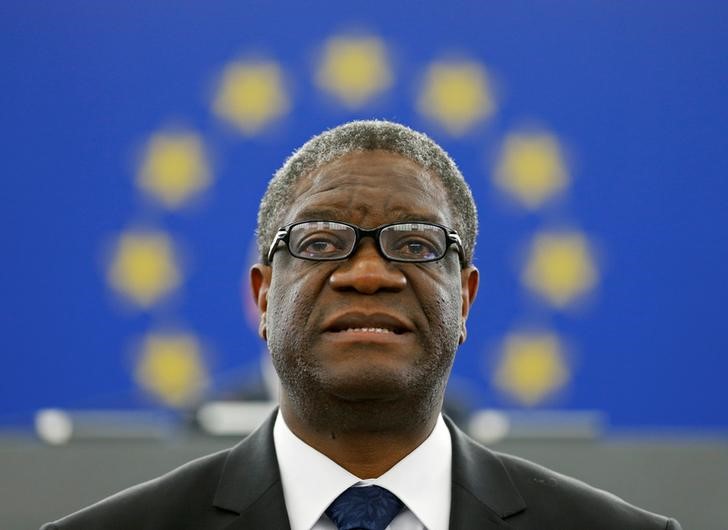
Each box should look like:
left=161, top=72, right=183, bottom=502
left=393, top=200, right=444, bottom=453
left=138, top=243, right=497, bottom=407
left=256, top=120, right=478, bottom=265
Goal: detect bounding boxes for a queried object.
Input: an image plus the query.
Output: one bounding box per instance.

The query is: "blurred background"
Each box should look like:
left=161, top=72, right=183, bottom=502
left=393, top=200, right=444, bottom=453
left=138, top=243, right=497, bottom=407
left=1, top=1, right=727, bottom=528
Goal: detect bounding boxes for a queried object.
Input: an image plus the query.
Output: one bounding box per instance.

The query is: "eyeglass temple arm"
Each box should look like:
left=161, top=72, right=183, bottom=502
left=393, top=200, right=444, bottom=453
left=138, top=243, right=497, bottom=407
left=448, top=231, right=467, bottom=266
left=267, top=228, right=289, bottom=263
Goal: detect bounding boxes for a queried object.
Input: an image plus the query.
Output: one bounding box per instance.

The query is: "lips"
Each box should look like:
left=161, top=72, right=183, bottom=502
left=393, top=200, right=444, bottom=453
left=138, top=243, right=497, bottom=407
left=322, top=312, right=414, bottom=335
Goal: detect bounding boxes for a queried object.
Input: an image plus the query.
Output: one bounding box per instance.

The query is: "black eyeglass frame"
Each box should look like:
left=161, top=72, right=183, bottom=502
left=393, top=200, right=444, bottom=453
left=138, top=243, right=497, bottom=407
left=266, top=219, right=466, bottom=267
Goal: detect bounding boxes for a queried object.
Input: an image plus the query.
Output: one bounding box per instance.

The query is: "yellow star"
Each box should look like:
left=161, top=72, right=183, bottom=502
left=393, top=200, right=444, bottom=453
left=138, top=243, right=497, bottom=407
left=212, top=60, right=290, bottom=135
left=137, top=132, right=211, bottom=209
left=494, top=331, right=569, bottom=406
left=417, top=60, right=495, bottom=136
left=494, top=133, right=569, bottom=209
left=107, top=231, right=181, bottom=308
left=135, top=332, right=208, bottom=407
left=522, top=232, right=598, bottom=307
left=315, top=35, right=393, bottom=108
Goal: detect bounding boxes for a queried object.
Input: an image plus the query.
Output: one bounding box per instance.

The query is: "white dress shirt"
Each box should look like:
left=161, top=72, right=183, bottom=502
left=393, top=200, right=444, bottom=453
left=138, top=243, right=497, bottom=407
left=273, top=410, right=452, bottom=530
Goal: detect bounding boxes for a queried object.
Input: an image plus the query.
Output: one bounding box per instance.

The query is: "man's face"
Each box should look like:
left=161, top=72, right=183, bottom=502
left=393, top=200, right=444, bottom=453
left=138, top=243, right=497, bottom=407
left=251, top=150, right=478, bottom=427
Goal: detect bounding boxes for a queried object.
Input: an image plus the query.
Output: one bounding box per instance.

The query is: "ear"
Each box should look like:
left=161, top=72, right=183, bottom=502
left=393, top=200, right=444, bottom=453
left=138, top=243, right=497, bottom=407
left=458, top=265, right=479, bottom=344
left=250, top=264, right=272, bottom=341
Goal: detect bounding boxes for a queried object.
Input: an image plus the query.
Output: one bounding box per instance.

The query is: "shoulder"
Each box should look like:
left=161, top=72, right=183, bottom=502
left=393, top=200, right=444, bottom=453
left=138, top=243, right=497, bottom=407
left=42, top=447, right=233, bottom=530
left=446, top=418, right=682, bottom=530
left=495, top=451, right=680, bottom=529
left=42, top=412, right=283, bottom=530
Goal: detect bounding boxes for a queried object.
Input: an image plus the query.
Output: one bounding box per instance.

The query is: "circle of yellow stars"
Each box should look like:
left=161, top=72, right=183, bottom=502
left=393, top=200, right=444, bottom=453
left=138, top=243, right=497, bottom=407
left=103, top=30, right=600, bottom=409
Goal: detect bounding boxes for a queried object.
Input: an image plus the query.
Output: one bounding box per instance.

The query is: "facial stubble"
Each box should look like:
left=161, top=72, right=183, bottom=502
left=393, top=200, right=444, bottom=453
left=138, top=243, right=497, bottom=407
left=266, top=268, right=464, bottom=436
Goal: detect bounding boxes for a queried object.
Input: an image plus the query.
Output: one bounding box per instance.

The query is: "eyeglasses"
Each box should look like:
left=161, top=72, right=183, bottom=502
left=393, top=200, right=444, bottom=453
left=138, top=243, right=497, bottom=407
left=267, top=220, right=466, bottom=266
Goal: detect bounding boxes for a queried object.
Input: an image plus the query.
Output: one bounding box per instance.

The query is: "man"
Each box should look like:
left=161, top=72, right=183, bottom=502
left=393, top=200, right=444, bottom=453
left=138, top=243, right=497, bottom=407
left=43, top=121, right=682, bottom=529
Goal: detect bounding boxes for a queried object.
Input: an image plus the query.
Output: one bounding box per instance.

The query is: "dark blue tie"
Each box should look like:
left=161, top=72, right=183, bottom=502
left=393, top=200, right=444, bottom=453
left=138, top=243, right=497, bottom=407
left=325, top=485, right=404, bottom=530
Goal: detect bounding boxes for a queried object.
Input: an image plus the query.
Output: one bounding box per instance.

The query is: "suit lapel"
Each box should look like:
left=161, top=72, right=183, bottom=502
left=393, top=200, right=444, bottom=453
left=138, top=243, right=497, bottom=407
left=209, top=412, right=526, bottom=530
left=214, top=411, right=292, bottom=530
left=220, top=486, right=290, bottom=530
left=446, top=417, right=526, bottom=529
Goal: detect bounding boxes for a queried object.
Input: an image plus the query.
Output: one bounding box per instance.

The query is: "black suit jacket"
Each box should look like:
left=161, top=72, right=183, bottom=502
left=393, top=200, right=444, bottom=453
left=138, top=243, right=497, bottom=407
left=43, top=413, right=682, bottom=530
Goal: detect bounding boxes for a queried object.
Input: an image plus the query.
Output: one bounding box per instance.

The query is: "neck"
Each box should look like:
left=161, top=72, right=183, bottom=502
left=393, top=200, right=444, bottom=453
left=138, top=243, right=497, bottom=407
left=279, top=396, right=441, bottom=478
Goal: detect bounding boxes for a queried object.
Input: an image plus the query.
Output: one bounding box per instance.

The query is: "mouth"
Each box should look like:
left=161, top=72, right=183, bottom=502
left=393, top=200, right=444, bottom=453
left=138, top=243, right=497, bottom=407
left=322, top=312, right=413, bottom=336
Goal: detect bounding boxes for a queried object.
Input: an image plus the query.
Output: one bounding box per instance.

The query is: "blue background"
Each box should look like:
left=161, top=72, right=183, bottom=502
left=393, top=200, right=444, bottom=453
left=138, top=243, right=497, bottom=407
left=2, top=1, right=727, bottom=431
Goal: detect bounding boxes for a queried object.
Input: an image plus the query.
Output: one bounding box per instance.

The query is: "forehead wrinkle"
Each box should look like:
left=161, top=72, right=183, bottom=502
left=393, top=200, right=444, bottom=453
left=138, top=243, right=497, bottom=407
left=293, top=205, right=367, bottom=222
left=291, top=184, right=448, bottom=225
left=297, top=152, right=437, bottom=195
left=288, top=152, right=454, bottom=228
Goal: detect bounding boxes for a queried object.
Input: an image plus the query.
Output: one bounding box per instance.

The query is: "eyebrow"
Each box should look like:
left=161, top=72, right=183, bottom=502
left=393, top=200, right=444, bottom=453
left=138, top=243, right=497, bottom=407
left=294, top=207, right=444, bottom=225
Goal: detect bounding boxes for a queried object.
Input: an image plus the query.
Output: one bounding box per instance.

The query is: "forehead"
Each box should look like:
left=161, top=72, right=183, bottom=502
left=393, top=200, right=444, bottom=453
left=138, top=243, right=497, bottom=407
left=286, top=150, right=452, bottom=226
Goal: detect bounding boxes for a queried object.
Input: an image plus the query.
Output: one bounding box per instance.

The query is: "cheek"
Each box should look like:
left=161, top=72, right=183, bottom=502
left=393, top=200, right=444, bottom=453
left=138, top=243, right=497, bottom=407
left=415, top=263, right=463, bottom=318
left=265, top=265, right=325, bottom=345
left=267, top=280, right=303, bottom=335
left=417, top=277, right=463, bottom=338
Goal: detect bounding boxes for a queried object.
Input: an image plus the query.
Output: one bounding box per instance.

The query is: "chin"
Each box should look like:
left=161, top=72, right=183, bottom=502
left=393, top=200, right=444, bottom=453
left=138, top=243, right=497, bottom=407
left=277, top=349, right=451, bottom=431
left=327, top=384, right=408, bottom=404
left=322, top=368, right=414, bottom=402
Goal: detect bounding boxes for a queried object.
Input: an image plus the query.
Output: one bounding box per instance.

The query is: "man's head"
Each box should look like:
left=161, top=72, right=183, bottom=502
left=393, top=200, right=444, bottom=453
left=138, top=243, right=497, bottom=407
left=251, top=121, right=479, bottom=435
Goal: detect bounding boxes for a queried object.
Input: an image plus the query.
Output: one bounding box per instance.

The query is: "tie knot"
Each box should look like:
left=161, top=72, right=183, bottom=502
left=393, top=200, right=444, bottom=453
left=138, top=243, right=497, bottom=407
left=325, top=485, right=404, bottom=530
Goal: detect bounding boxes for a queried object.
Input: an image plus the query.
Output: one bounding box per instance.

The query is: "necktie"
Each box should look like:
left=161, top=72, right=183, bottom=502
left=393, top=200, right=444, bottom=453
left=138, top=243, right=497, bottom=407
left=325, top=485, right=404, bottom=530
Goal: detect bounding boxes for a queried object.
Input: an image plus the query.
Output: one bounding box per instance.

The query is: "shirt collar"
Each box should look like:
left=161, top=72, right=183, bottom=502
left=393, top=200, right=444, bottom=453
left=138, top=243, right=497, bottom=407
left=273, top=410, right=452, bottom=530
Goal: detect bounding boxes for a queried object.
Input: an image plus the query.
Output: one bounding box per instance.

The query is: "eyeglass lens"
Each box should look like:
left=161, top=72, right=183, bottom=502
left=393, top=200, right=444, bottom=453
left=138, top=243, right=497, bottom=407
left=288, top=221, right=448, bottom=262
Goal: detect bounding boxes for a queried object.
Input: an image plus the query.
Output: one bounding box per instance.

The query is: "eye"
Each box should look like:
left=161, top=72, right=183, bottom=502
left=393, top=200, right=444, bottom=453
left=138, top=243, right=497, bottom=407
left=292, top=230, right=350, bottom=258
left=390, top=237, right=440, bottom=260
left=300, top=236, right=340, bottom=256
left=382, top=223, right=447, bottom=261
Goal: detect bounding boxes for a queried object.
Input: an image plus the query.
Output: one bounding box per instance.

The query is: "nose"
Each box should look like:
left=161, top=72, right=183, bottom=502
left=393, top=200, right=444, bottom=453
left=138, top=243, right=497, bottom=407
left=328, top=238, right=407, bottom=294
